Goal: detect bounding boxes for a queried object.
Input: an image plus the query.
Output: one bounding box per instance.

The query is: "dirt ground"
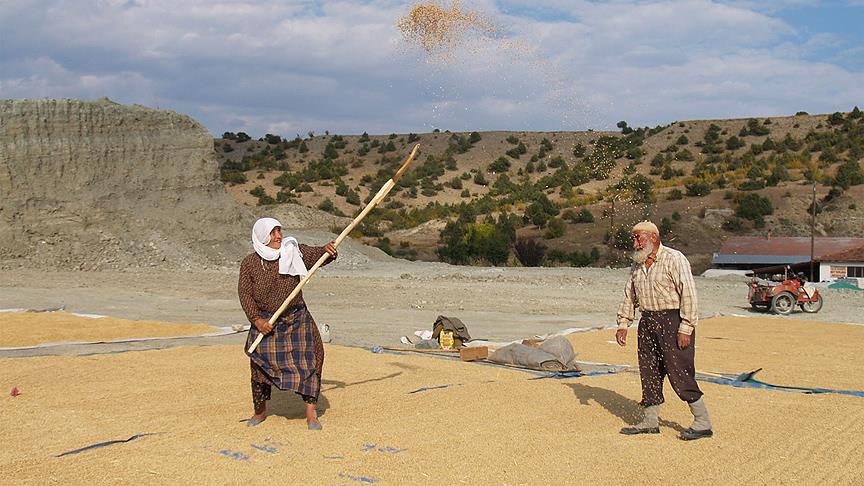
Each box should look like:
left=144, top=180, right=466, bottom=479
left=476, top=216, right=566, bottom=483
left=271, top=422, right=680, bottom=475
left=3, top=261, right=864, bottom=354
left=2, top=263, right=864, bottom=484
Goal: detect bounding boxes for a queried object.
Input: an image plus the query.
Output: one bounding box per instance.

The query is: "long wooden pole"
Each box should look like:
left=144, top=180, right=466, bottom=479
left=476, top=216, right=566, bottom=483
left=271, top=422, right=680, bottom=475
left=247, top=144, right=420, bottom=354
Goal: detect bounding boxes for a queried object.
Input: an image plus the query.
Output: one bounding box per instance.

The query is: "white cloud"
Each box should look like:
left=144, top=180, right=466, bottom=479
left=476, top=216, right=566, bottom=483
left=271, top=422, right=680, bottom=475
left=0, top=0, right=861, bottom=136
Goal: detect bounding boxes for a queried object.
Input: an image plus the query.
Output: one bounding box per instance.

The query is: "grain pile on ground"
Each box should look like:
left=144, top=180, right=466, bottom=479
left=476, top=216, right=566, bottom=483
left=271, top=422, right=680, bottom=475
left=565, top=315, right=864, bottom=390
left=2, top=315, right=863, bottom=483
left=0, top=311, right=219, bottom=348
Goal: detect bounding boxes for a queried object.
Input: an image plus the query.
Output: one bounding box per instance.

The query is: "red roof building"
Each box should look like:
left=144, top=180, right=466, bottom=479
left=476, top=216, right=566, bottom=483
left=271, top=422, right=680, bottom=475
left=712, top=236, right=864, bottom=281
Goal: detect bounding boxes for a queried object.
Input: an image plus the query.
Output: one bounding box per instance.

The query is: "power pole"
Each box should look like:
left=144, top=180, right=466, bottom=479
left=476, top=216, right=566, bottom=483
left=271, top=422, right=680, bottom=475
left=810, top=183, right=817, bottom=281
left=609, top=197, right=615, bottom=258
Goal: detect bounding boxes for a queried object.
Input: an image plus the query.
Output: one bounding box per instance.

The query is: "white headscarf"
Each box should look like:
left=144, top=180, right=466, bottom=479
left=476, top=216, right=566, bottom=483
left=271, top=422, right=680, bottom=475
left=251, top=217, right=308, bottom=276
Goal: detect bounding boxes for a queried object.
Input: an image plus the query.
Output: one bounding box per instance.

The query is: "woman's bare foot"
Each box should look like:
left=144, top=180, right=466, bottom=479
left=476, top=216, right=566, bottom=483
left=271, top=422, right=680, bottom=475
left=305, top=403, right=322, bottom=430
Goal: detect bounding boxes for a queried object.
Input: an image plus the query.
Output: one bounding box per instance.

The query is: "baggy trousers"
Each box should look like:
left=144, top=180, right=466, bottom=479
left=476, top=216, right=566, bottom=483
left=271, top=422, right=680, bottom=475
left=637, top=309, right=703, bottom=407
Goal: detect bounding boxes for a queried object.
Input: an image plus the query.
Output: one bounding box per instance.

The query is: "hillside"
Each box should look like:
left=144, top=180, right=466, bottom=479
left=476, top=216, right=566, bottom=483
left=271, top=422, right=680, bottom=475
left=216, top=108, right=864, bottom=272
left=0, top=98, right=250, bottom=270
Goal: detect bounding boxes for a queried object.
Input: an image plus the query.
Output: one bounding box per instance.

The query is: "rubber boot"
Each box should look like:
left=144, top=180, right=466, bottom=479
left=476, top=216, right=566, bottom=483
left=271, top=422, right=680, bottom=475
left=620, top=404, right=661, bottom=435
left=680, top=398, right=713, bottom=440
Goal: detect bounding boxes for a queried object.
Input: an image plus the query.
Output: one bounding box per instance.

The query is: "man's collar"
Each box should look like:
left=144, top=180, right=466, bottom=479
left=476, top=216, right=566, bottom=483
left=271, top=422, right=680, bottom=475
left=643, top=243, right=664, bottom=268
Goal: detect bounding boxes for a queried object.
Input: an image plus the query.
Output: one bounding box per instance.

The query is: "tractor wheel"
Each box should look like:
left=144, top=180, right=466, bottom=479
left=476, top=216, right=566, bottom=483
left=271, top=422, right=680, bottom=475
left=771, top=292, right=795, bottom=315
left=800, top=294, right=823, bottom=313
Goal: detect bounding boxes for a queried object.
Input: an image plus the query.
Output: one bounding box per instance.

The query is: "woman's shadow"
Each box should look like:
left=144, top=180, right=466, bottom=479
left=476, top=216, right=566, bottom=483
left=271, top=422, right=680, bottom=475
left=266, top=371, right=404, bottom=420
left=267, top=390, right=332, bottom=420
left=565, top=381, right=685, bottom=432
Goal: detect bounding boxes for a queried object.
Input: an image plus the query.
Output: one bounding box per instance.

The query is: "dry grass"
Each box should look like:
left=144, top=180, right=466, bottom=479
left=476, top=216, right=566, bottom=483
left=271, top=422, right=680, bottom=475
left=2, top=315, right=864, bottom=483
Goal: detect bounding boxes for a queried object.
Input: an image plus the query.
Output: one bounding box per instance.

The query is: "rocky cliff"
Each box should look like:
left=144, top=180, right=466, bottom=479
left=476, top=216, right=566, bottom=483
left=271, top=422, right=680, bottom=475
left=0, top=98, right=249, bottom=270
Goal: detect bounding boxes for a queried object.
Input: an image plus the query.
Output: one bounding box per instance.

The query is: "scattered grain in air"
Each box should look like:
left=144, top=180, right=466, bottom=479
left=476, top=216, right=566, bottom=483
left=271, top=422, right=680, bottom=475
left=397, top=1, right=501, bottom=55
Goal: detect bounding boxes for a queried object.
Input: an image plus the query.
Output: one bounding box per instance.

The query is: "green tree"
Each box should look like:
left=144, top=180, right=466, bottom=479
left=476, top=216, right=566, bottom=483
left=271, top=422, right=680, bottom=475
left=685, top=180, right=712, bottom=197
left=489, top=157, right=511, bottom=173
left=545, top=218, right=566, bottom=239
left=835, top=160, right=864, bottom=189
left=514, top=238, right=546, bottom=267
left=525, top=193, right=559, bottom=227
left=735, top=193, right=773, bottom=222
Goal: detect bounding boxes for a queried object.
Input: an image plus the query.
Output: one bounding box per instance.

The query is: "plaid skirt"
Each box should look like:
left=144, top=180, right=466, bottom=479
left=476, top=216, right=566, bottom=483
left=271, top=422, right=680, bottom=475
left=245, top=304, right=324, bottom=398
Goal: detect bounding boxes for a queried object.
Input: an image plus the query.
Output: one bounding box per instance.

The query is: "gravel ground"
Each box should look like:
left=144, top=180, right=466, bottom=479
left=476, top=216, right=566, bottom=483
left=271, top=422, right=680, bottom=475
left=2, top=260, right=862, bottom=358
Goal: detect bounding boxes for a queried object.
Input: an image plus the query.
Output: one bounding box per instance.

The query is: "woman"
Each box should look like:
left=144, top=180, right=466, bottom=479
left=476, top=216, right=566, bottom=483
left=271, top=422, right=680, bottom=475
left=238, top=217, right=337, bottom=429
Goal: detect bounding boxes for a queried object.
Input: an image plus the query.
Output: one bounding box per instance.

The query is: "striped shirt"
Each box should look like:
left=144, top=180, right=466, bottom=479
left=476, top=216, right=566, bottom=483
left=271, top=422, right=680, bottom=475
left=616, top=244, right=699, bottom=335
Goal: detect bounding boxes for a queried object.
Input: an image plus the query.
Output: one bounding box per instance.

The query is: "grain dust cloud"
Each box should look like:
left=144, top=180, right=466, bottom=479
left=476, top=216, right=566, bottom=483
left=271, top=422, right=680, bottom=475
left=397, top=1, right=594, bottom=130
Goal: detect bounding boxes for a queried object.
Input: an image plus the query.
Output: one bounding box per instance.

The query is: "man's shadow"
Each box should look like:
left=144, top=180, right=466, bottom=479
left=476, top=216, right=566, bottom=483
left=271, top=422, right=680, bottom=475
left=565, top=382, right=685, bottom=432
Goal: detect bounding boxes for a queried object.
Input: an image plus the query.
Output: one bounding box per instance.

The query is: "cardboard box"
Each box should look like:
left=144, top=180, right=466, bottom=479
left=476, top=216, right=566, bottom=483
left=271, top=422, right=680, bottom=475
left=459, top=346, right=488, bottom=362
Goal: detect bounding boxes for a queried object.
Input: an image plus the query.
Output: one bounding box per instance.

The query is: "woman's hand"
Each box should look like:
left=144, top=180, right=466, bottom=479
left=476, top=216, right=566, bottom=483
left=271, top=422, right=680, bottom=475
left=254, top=318, right=274, bottom=334
left=324, top=241, right=337, bottom=258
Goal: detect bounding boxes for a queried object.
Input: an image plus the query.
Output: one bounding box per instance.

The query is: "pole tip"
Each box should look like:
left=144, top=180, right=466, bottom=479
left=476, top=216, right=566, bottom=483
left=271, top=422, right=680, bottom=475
left=393, top=144, right=419, bottom=182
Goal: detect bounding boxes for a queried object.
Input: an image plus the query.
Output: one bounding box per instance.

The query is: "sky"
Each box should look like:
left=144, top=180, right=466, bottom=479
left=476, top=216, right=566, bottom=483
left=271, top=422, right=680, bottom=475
left=1, top=0, right=862, bottom=138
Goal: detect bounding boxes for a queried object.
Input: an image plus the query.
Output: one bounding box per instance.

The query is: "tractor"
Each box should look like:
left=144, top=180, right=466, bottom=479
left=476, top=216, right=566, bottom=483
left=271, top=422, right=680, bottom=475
left=748, top=267, right=823, bottom=315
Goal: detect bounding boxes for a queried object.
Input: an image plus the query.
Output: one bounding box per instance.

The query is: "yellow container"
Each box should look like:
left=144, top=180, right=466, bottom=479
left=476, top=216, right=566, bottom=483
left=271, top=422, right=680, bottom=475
left=439, top=330, right=455, bottom=350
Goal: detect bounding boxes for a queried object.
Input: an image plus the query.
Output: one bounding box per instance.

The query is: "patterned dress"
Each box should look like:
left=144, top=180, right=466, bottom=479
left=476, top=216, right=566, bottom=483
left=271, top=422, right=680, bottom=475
left=238, top=244, right=335, bottom=406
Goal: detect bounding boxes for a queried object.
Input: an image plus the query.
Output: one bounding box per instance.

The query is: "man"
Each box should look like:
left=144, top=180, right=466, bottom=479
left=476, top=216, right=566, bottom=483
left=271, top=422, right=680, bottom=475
left=615, top=221, right=713, bottom=440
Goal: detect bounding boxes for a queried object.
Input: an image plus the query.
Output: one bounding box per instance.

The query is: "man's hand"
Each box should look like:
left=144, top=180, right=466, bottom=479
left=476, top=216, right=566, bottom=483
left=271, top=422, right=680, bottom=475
left=324, top=241, right=337, bottom=258
left=615, top=328, right=628, bottom=347
left=677, top=332, right=691, bottom=350
left=254, top=318, right=274, bottom=335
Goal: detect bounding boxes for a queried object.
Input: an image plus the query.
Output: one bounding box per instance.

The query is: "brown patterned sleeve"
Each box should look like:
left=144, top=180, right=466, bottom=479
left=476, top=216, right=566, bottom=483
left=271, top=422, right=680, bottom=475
left=238, top=254, right=261, bottom=324
left=299, top=243, right=337, bottom=268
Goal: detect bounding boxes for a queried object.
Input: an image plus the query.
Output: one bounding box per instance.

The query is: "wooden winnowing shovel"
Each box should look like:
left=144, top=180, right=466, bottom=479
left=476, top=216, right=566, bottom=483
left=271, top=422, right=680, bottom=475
left=247, top=144, right=420, bottom=354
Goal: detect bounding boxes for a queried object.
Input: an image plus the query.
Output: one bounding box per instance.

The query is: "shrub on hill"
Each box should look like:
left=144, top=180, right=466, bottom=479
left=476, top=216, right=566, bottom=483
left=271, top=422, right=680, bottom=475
left=605, top=226, right=632, bottom=251
left=221, top=170, right=246, bottom=185
left=722, top=217, right=745, bottom=232
left=544, top=218, right=566, bottom=239
left=835, top=160, right=864, bottom=189
left=249, top=186, right=275, bottom=206
left=563, top=208, right=594, bottom=223
left=514, top=238, right=546, bottom=267
left=685, top=180, right=712, bottom=197
left=573, top=144, right=586, bottom=158
left=525, top=193, right=560, bottom=227
left=735, top=193, right=773, bottom=224
left=437, top=215, right=513, bottom=266
left=489, top=157, right=511, bottom=173
left=725, top=136, right=745, bottom=150
left=739, top=118, right=770, bottom=137
left=506, top=142, right=527, bottom=159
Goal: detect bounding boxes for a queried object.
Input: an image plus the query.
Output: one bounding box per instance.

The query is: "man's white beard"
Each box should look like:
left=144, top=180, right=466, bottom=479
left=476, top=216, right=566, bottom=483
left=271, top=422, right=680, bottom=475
left=631, top=241, right=656, bottom=264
